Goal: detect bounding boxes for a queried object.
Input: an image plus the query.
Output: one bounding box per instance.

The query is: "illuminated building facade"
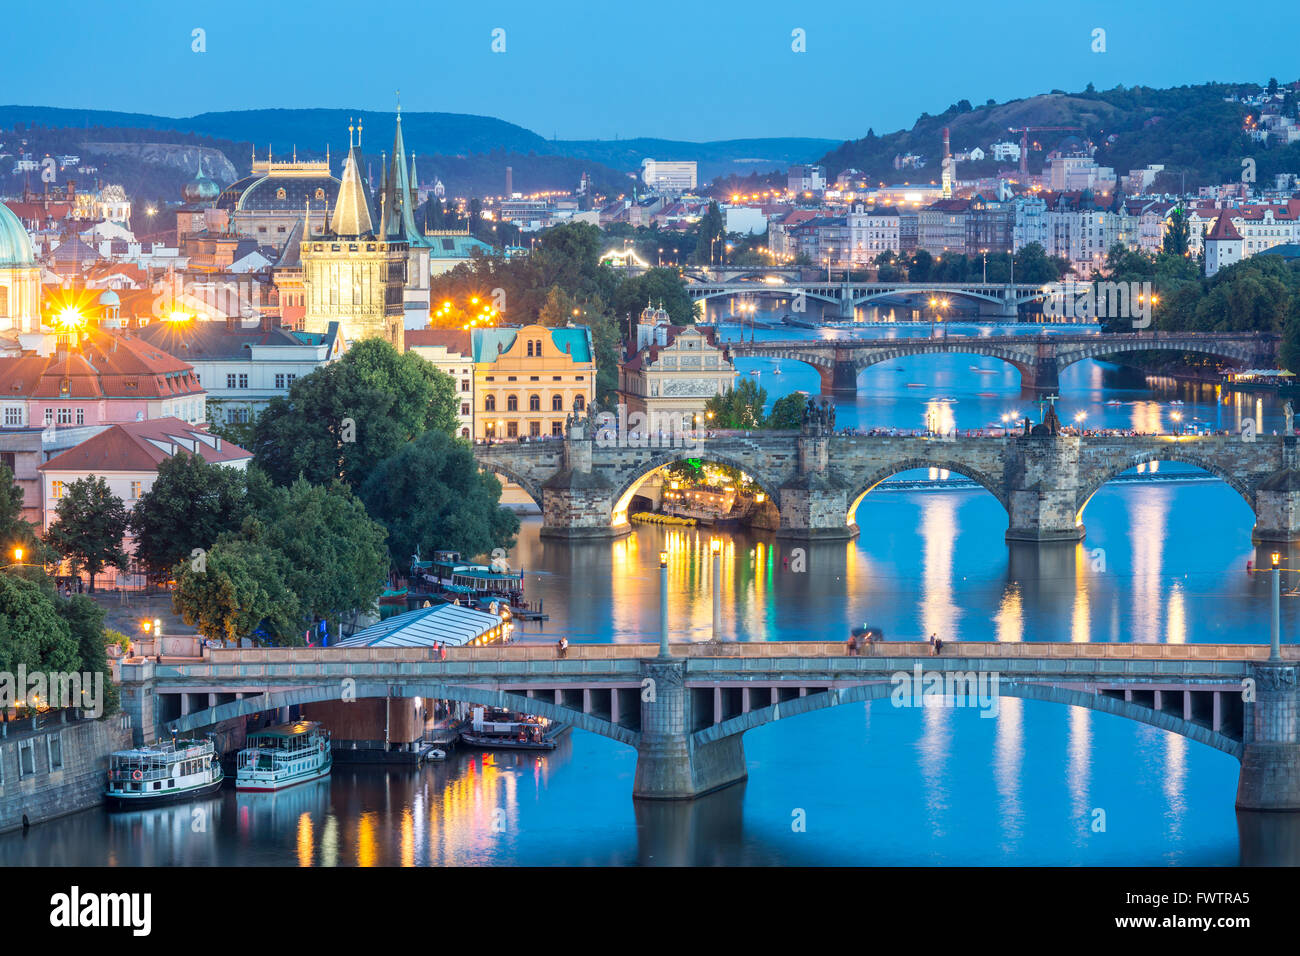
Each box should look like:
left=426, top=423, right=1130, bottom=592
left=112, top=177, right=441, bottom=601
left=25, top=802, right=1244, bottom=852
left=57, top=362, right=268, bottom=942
left=473, top=324, right=594, bottom=440
left=0, top=202, right=40, bottom=336
left=618, top=305, right=736, bottom=423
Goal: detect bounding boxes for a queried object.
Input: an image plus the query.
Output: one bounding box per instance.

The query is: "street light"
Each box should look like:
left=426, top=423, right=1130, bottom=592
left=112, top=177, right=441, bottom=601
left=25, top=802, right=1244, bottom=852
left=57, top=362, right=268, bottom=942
left=658, top=549, right=670, bottom=658
left=1269, top=551, right=1284, bottom=661
left=710, top=537, right=722, bottom=642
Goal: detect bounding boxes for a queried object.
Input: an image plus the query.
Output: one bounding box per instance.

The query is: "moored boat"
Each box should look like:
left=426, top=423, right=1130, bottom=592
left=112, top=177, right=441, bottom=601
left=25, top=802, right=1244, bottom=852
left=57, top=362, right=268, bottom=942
left=460, top=707, right=557, bottom=751
left=106, top=737, right=224, bottom=809
left=235, top=721, right=332, bottom=792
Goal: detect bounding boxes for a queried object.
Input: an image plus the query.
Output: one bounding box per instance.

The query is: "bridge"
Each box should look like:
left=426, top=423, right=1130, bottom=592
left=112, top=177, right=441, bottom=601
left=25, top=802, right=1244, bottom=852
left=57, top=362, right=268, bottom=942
left=686, top=279, right=1051, bottom=319
left=117, top=641, right=1300, bottom=809
left=475, top=423, right=1300, bottom=544
left=725, top=331, right=1277, bottom=395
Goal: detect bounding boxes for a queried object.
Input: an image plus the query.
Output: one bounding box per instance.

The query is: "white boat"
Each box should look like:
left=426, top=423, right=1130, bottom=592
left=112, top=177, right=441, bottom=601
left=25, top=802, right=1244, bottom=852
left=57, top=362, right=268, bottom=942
left=773, top=360, right=783, bottom=375
left=106, top=737, right=223, bottom=809
left=236, top=721, right=332, bottom=792
left=749, top=369, right=761, bottom=375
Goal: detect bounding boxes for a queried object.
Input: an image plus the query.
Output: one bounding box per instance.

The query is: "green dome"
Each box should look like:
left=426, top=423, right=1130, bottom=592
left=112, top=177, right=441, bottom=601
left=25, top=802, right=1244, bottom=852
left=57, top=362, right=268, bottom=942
left=0, top=202, right=34, bottom=268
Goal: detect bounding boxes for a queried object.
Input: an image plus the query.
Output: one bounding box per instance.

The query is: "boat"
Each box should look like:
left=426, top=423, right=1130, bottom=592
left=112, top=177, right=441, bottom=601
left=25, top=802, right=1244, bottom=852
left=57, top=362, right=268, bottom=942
left=1105, top=400, right=1123, bottom=406
left=749, top=369, right=761, bottom=375
left=906, top=383, right=925, bottom=388
left=414, top=550, right=526, bottom=610
left=235, top=721, right=332, bottom=792
left=773, top=360, right=783, bottom=375
left=106, top=737, right=224, bottom=809
left=1169, top=400, right=1185, bottom=406
left=459, top=707, right=557, bottom=751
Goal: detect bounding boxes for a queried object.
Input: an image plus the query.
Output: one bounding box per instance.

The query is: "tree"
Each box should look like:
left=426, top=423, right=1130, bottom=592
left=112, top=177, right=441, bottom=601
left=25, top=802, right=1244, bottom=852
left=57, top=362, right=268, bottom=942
left=128, top=452, right=250, bottom=580
left=55, top=594, right=119, bottom=715
left=359, top=429, right=520, bottom=570
left=766, top=393, right=805, bottom=430
left=44, top=476, right=129, bottom=592
left=1163, top=208, right=1191, bottom=257
left=259, top=479, right=389, bottom=633
left=251, top=338, right=459, bottom=489
left=704, top=378, right=767, bottom=429
left=610, top=267, right=697, bottom=327
left=0, top=574, right=79, bottom=687
left=0, top=463, right=47, bottom=563
left=172, top=531, right=303, bottom=645
left=693, top=201, right=725, bottom=264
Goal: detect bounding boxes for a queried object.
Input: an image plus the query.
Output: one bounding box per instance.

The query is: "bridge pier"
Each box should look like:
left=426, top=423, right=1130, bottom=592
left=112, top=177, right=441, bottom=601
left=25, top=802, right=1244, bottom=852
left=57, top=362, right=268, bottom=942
left=633, top=659, right=748, bottom=800
left=817, top=359, right=860, bottom=396
left=538, top=432, right=631, bottom=540
left=1005, top=435, right=1085, bottom=543
left=118, top=659, right=158, bottom=747
left=1236, top=662, right=1300, bottom=810
left=775, top=430, right=858, bottom=541
left=1252, top=468, right=1300, bottom=545
left=1019, top=357, right=1060, bottom=397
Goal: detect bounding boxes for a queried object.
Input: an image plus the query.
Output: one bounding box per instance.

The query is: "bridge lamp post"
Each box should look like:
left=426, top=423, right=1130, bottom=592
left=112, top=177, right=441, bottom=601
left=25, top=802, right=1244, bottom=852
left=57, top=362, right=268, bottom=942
left=658, top=550, right=671, bottom=658
left=710, top=537, right=723, bottom=642
left=1271, top=551, right=1283, bottom=662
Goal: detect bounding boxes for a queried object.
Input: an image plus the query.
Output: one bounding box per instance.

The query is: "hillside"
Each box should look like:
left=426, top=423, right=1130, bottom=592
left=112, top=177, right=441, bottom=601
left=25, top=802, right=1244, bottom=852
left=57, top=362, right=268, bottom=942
left=818, top=81, right=1300, bottom=191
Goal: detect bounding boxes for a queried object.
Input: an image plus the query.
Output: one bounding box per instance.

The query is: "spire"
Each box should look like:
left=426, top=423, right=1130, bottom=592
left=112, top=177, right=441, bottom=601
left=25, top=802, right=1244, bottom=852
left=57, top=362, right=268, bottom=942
left=381, top=98, right=423, bottom=244
left=330, top=140, right=374, bottom=238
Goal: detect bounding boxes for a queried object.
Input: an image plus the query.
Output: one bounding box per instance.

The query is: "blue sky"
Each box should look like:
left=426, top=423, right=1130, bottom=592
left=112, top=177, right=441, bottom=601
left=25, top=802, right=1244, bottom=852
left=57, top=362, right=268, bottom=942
left=2, top=0, right=1297, bottom=142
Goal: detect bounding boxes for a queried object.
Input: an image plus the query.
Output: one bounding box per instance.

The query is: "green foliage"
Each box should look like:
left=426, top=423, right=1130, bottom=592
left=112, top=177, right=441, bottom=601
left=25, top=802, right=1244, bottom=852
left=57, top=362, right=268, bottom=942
left=704, top=378, right=767, bottom=429
left=693, top=202, right=725, bottom=264
left=258, top=479, right=390, bottom=631
left=359, top=429, right=520, bottom=570
left=1163, top=208, right=1191, bottom=257
left=128, top=452, right=250, bottom=580
left=204, top=401, right=258, bottom=449
left=251, top=337, right=458, bottom=489
left=172, top=531, right=303, bottom=645
left=766, top=393, right=805, bottom=430
left=609, top=267, right=698, bottom=329
left=0, top=573, right=79, bottom=678
left=55, top=594, right=119, bottom=715
left=44, top=476, right=129, bottom=592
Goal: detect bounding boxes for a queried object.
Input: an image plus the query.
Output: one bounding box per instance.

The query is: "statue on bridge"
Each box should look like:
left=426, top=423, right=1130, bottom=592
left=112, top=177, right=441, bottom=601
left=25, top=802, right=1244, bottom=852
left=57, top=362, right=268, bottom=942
left=1286, top=400, right=1294, bottom=436
left=802, top=397, right=835, bottom=433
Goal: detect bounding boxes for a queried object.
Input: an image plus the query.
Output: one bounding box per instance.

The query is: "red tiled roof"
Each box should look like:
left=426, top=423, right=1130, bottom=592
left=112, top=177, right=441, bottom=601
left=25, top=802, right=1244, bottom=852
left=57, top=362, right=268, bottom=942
left=0, top=327, right=202, bottom=400
left=1207, top=212, right=1243, bottom=241
left=405, top=329, right=473, bottom=355
left=39, top=417, right=251, bottom=473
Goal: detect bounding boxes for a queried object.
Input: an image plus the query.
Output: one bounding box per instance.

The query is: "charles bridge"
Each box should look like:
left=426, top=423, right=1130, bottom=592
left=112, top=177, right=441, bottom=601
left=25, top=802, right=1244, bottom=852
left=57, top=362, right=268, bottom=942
left=725, top=330, right=1278, bottom=396
left=474, top=418, right=1300, bottom=545
left=120, top=641, right=1300, bottom=810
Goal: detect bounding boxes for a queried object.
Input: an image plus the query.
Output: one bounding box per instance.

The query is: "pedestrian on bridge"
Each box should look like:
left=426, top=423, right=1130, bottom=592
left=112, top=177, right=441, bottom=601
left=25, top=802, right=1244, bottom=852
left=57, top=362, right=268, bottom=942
left=557, top=637, right=569, bottom=659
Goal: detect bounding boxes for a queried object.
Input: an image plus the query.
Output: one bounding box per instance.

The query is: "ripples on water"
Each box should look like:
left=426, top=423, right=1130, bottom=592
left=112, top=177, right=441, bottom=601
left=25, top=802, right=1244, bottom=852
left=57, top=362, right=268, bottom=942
left=7, top=332, right=1294, bottom=865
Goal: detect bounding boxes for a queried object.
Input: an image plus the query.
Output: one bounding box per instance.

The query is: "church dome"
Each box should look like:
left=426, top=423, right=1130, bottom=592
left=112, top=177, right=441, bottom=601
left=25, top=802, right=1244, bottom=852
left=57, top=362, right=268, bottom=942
left=183, top=168, right=221, bottom=204
left=97, top=289, right=120, bottom=307
left=0, top=202, right=35, bottom=268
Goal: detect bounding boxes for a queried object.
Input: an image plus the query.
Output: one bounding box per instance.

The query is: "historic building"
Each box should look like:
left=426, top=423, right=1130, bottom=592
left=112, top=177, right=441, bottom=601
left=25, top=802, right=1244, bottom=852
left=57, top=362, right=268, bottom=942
left=300, top=123, right=407, bottom=351
left=377, top=106, right=433, bottom=329
left=218, top=150, right=339, bottom=251
left=618, top=304, right=736, bottom=423
left=405, top=328, right=475, bottom=438
left=473, top=324, right=594, bottom=440
left=0, top=201, right=41, bottom=336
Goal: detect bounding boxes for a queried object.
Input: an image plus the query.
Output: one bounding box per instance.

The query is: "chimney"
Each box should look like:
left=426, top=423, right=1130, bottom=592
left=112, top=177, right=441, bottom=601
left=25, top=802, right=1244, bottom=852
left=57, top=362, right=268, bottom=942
left=506, top=166, right=512, bottom=196
left=215, top=437, right=222, bottom=452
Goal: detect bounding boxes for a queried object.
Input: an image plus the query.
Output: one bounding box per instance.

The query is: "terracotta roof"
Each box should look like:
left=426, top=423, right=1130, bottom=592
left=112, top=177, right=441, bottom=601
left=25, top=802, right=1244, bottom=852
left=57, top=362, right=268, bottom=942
left=39, top=417, right=250, bottom=473
left=0, top=327, right=202, bottom=400
left=1206, top=212, right=1243, bottom=241
left=405, top=329, right=472, bottom=355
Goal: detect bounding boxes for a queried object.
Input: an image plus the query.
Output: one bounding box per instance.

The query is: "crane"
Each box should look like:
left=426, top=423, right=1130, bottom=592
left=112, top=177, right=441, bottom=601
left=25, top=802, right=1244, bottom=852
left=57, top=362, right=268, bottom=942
left=1008, top=126, right=1083, bottom=176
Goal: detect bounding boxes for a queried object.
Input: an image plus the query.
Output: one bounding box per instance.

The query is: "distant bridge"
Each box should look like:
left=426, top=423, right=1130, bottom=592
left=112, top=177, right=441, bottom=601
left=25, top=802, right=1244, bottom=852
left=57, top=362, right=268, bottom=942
left=118, top=641, right=1300, bottom=808
left=686, top=280, right=1051, bottom=318
left=726, top=331, right=1277, bottom=395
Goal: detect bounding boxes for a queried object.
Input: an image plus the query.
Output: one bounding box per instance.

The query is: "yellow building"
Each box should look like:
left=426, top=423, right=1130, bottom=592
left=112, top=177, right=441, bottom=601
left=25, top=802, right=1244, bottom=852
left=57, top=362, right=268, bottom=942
left=301, top=129, right=406, bottom=351
left=473, top=324, right=595, bottom=440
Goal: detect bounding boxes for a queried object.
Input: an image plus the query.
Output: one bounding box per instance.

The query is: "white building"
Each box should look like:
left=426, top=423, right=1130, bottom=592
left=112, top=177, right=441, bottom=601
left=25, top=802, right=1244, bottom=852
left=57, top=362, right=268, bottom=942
left=405, top=329, right=476, bottom=439
left=991, top=141, right=1022, bottom=163
left=723, top=205, right=768, bottom=235
left=847, top=204, right=901, bottom=262
left=787, top=164, right=827, bottom=194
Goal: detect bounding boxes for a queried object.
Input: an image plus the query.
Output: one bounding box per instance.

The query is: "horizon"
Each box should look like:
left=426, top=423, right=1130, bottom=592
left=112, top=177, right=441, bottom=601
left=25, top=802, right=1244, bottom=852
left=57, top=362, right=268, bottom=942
left=1, top=0, right=1297, bottom=142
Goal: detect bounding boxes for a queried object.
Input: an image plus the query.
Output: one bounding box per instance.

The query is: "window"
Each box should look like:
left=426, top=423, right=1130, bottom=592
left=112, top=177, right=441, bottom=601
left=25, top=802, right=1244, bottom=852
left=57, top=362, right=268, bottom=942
left=76, top=408, right=84, bottom=425
left=226, top=374, right=237, bottom=389
left=529, top=421, right=540, bottom=437
left=238, top=374, right=248, bottom=389
left=130, top=481, right=142, bottom=500
left=460, top=402, right=470, bottom=416
left=461, top=427, right=470, bottom=438
left=506, top=395, right=518, bottom=412
left=286, top=375, right=296, bottom=385
left=484, top=395, right=496, bottom=412
left=460, top=379, right=470, bottom=393
left=551, top=395, right=563, bottom=411
left=275, top=374, right=285, bottom=389
left=526, top=341, right=534, bottom=357
left=3, top=407, right=20, bottom=426
left=18, top=739, right=34, bottom=777
left=47, top=734, right=62, bottom=771
left=573, top=395, right=586, bottom=412
left=551, top=421, right=563, bottom=437
left=528, top=394, right=540, bottom=411
left=506, top=421, right=518, bottom=438
left=0, top=452, right=12, bottom=472
left=43, top=408, right=53, bottom=426
left=51, top=480, right=64, bottom=499
left=56, top=408, right=72, bottom=425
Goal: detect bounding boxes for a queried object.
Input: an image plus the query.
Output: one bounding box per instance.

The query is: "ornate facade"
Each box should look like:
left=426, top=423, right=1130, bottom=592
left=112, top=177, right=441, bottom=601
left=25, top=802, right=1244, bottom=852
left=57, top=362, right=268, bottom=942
left=618, top=305, right=736, bottom=422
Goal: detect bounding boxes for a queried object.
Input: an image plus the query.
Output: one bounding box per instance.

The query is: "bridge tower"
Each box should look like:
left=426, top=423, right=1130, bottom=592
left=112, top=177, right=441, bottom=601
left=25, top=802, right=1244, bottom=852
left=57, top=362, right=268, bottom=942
left=538, top=414, right=629, bottom=540
left=776, top=403, right=858, bottom=541
left=633, top=658, right=748, bottom=799
left=1004, top=415, right=1085, bottom=543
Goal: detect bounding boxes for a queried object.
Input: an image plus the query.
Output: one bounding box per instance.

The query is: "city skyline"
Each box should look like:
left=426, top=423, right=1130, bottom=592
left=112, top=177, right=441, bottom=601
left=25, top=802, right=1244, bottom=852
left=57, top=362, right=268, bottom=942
left=2, top=0, right=1298, bottom=142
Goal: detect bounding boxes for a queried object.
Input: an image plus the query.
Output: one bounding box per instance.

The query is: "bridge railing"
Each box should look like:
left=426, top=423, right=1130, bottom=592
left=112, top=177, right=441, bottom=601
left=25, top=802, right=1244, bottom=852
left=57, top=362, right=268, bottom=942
left=197, top=641, right=1287, bottom=665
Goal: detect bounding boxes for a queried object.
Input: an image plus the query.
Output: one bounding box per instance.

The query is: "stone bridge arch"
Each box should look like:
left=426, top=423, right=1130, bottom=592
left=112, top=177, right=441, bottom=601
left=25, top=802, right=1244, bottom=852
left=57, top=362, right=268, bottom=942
left=845, top=457, right=1010, bottom=526
left=165, top=680, right=638, bottom=746
left=848, top=344, right=1037, bottom=384
left=694, top=679, right=1241, bottom=757
left=1055, top=339, right=1263, bottom=377
left=1074, top=449, right=1260, bottom=522
left=477, top=460, right=545, bottom=510
left=609, top=448, right=789, bottom=528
